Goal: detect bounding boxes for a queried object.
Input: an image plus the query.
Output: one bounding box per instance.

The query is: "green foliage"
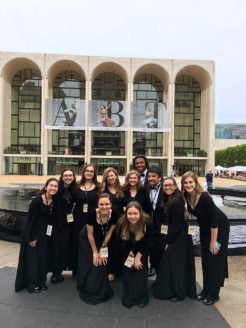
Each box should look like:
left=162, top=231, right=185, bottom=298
left=215, top=144, right=246, bottom=167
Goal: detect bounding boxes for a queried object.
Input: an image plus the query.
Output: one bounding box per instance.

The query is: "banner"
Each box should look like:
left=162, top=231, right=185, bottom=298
left=89, top=100, right=128, bottom=131
left=45, top=99, right=171, bottom=131
left=46, top=99, right=86, bottom=129
left=131, top=101, right=170, bottom=131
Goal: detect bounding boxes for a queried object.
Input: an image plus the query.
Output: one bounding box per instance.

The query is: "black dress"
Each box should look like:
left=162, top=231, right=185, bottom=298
left=187, top=192, right=229, bottom=298
left=50, top=188, right=75, bottom=274
left=154, top=196, right=196, bottom=300
left=77, top=210, right=117, bottom=304
left=15, top=196, right=54, bottom=291
left=72, top=186, right=98, bottom=275
left=119, top=223, right=152, bottom=307
left=122, top=187, right=148, bottom=212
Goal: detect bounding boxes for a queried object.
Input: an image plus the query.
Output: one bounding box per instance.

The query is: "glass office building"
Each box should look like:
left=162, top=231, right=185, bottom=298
left=0, top=52, right=215, bottom=176
left=215, top=124, right=246, bottom=139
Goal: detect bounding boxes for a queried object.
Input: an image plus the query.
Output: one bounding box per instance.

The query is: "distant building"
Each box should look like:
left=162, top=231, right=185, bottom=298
left=216, top=124, right=246, bottom=139
left=0, top=51, right=215, bottom=176
left=215, top=124, right=246, bottom=151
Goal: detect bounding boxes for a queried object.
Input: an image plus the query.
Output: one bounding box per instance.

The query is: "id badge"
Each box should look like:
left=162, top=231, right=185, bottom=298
left=46, top=225, right=53, bottom=236
left=83, top=203, right=88, bottom=213
left=124, top=254, right=135, bottom=268
left=99, top=247, right=108, bottom=258
left=188, top=225, right=196, bottom=236
left=67, top=213, right=74, bottom=223
left=161, top=224, right=168, bottom=235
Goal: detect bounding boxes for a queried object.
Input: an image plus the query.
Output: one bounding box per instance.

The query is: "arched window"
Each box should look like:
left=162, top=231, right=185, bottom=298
left=11, top=69, right=42, bottom=153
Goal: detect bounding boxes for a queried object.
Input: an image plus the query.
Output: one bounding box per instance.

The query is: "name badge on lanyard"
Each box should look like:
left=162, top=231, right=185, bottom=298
left=188, top=225, right=196, bottom=236
left=161, top=224, right=168, bottom=235
left=83, top=203, right=88, bottom=213
left=67, top=213, right=74, bottom=223
left=46, top=225, right=53, bottom=236
left=99, top=246, right=108, bottom=258
left=124, top=253, right=135, bottom=268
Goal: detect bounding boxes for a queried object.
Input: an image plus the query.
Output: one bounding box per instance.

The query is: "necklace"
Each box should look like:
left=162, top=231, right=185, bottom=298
left=83, top=182, right=93, bottom=191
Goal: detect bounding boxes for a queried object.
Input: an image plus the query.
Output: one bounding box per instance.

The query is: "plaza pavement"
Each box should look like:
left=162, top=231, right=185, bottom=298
left=0, top=175, right=246, bottom=328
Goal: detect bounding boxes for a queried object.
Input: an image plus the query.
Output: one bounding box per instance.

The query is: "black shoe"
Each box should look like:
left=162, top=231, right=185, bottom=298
left=40, top=283, right=48, bottom=291
left=137, top=299, right=148, bottom=308
left=197, top=291, right=206, bottom=301
left=57, top=274, right=64, bottom=283
left=28, top=285, right=41, bottom=293
left=169, top=296, right=183, bottom=302
left=50, top=274, right=58, bottom=284
left=148, top=267, right=157, bottom=277
left=122, top=298, right=133, bottom=309
left=203, top=296, right=220, bottom=305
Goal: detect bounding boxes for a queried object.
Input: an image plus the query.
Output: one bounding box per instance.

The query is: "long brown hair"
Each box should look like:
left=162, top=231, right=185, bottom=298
left=100, top=167, right=123, bottom=198
left=181, top=171, right=204, bottom=199
left=117, top=201, right=147, bottom=241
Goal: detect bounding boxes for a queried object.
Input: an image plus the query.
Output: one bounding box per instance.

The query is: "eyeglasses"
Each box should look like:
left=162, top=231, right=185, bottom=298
left=63, top=174, right=74, bottom=177
left=163, top=184, right=175, bottom=188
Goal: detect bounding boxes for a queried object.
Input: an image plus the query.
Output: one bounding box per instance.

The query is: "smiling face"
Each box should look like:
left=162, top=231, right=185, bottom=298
left=163, top=178, right=176, bottom=196
left=62, top=170, right=75, bottom=187
left=148, top=172, right=161, bottom=186
left=126, top=206, right=141, bottom=224
left=183, top=176, right=196, bottom=194
left=45, top=180, right=58, bottom=196
left=84, top=165, right=95, bottom=181
left=128, top=173, right=139, bottom=186
left=106, top=170, right=117, bottom=185
left=98, top=196, right=111, bottom=215
left=134, top=158, right=146, bottom=173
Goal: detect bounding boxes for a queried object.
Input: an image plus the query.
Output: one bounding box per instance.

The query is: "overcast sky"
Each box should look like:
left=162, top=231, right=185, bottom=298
left=0, top=0, right=245, bottom=123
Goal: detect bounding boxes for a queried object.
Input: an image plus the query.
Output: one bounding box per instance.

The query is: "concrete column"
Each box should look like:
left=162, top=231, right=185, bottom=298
left=0, top=77, right=4, bottom=174
left=41, top=78, right=49, bottom=175
left=85, top=80, right=92, bottom=164
left=167, top=83, right=175, bottom=175
left=126, top=81, right=133, bottom=171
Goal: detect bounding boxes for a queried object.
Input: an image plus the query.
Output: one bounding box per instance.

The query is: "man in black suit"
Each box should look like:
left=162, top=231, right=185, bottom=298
left=132, top=155, right=149, bottom=186
left=144, top=166, right=164, bottom=276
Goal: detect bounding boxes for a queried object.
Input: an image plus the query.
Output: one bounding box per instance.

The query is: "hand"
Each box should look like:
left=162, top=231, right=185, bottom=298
left=209, top=241, right=220, bottom=255
left=101, top=256, right=108, bottom=265
left=134, top=257, right=143, bottom=270
left=93, top=251, right=101, bottom=266
left=29, top=240, right=37, bottom=247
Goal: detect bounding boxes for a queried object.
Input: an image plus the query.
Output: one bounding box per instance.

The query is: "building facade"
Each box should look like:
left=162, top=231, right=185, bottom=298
left=0, top=51, right=215, bottom=176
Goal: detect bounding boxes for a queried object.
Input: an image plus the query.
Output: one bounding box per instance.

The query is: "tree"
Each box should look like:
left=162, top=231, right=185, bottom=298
left=215, top=144, right=246, bottom=167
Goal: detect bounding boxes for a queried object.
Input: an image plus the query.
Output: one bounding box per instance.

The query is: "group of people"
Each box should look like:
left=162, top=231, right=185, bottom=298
left=15, top=155, right=229, bottom=308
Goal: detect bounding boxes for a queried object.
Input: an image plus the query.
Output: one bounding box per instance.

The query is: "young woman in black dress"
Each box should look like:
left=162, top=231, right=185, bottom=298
left=122, top=170, right=147, bottom=212
left=100, top=167, right=124, bottom=280
left=50, top=169, right=77, bottom=284
left=77, top=193, right=117, bottom=304
left=117, top=201, right=151, bottom=308
left=181, top=171, right=230, bottom=305
left=15, top=178, right=58, bottom=293
left=72, top=164, right=100, bottom=276
left=153, top=177, right=196, bottom=301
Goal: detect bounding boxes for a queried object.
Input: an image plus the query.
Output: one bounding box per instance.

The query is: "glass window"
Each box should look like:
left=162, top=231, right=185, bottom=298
left=11, top=69, right=41, bottom=154
left=174, top=75, right=201, bottom=156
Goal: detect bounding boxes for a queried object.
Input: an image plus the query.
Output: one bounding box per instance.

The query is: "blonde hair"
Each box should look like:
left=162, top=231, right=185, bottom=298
left=181, top=171, right=204, bottom=198
left=100, top=167, right=123, bottom=198
left=117, top=201, right=148, bottom=241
